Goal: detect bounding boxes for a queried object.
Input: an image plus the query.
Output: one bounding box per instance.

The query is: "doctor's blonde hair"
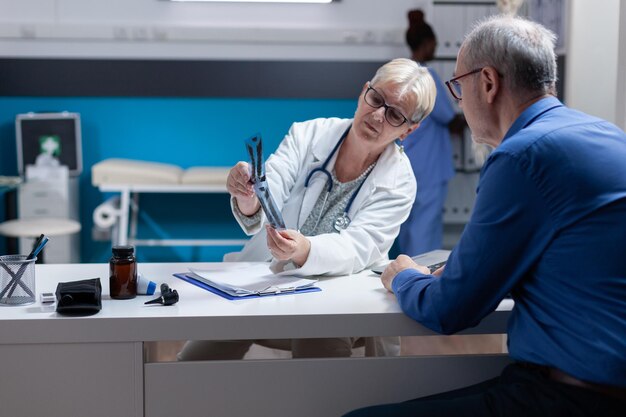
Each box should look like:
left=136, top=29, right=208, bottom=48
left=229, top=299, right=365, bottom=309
left=370, top=58, right=436, bottom=124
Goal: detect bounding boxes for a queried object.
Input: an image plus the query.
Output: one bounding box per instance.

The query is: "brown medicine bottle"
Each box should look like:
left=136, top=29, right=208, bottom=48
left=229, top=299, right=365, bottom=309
left=109, top=245, right=137, bottom=299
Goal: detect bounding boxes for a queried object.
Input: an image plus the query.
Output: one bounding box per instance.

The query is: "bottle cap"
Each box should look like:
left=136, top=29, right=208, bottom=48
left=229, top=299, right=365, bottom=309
left=112, top=245, right=134, bottom=257
left=137, top=273, right=157, bottom=295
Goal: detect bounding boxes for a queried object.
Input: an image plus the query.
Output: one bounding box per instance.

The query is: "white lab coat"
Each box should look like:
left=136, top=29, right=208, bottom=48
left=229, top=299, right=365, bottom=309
left=226, top=117, right=417, bottom=277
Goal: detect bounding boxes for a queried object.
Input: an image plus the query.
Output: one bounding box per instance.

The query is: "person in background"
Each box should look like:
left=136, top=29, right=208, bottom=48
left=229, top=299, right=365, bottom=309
left=345, top=15, right=626, bottom=416
left=397, top=9, right=461, bottom=257
left=178, top=58, right=437, bottom=361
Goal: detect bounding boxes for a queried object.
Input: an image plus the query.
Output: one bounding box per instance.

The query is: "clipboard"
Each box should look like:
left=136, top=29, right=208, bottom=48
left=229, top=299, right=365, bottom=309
left=174, top=273, right=321, bottom=300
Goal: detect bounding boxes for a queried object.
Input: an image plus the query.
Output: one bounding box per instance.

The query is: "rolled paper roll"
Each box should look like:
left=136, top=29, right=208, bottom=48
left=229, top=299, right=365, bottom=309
left=93, top=196, right=120, bottom=229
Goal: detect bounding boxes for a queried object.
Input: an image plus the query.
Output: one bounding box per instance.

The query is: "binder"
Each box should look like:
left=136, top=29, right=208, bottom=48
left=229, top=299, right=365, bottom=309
left=174, top=272, right=321, bottom=300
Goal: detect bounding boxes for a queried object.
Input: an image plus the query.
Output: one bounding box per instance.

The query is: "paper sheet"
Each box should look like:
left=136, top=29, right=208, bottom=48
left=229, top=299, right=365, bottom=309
left=188, top=263, right=317, bottom=296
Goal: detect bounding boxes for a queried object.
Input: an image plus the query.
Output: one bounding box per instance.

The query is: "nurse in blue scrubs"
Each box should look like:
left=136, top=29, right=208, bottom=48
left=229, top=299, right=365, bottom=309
left=397, top=9, right=460, bottom=256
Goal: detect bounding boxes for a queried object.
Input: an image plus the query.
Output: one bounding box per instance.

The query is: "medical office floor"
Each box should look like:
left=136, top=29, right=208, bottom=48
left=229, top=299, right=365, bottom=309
left=145, top=335, right=507, bottom=362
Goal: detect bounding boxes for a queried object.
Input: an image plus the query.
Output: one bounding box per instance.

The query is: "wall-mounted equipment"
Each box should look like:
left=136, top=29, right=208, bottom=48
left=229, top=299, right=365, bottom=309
left=16, top=112, right=83, bottom=178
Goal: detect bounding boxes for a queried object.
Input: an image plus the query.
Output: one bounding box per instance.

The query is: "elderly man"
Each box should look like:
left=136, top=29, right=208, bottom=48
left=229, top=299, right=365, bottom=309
left=345, top=15, right=626, bottom=417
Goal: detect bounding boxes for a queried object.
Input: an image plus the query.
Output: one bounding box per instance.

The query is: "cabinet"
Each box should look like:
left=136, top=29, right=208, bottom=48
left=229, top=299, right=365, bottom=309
left=18, top=167, right=80, bottom=263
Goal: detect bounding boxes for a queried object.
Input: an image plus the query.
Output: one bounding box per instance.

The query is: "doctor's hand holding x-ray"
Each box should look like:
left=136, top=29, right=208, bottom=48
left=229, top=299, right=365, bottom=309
left=265, top=225, right=310, bottom=267
left=227, top=160, right=312, bottom=267
left=227, top=161, right=260, bottom=214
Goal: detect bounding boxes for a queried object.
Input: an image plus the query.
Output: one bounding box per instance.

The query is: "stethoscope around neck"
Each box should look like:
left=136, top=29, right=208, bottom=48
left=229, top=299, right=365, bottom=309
left=301, top=126, right=369, bottom=232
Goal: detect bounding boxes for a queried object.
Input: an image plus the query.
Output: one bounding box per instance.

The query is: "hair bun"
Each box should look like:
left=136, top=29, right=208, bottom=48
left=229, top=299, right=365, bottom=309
left=408, top=9, right=425, bottom=26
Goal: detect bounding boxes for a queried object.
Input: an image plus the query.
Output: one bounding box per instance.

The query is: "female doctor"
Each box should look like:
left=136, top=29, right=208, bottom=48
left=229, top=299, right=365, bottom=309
left=178, top=58, right=436, bottom=360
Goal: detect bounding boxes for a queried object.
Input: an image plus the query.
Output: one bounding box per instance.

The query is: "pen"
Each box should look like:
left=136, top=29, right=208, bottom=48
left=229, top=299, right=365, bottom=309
left=28, top=235, right=49, bottom=260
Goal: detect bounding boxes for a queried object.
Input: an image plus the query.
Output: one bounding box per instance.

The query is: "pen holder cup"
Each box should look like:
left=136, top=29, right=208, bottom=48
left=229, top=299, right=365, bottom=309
left=0, top=255, right=37, bottom=306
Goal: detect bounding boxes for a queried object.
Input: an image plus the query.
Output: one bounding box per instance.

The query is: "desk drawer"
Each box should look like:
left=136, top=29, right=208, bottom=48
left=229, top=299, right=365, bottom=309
left=144, top=355, right=510, bottom=417
left=19, top=203, right=68, bottom=218
left=19, top=190, right=70, bottom=218
left=0, top=342, right=143, bottom=417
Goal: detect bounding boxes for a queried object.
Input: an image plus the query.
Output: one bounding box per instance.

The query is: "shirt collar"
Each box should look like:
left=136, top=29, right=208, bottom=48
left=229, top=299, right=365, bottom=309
left=503, top=96, right=563, bottom=142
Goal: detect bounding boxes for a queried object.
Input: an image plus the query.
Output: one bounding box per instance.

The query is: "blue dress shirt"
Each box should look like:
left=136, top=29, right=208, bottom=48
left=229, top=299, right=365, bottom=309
left=392, top=96, right=626, bottom=387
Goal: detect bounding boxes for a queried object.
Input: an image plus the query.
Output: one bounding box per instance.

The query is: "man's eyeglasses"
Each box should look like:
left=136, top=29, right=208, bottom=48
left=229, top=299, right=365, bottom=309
left=364, top=85, right=410, bottom=127
left=445, top=68, right=483, bottom=100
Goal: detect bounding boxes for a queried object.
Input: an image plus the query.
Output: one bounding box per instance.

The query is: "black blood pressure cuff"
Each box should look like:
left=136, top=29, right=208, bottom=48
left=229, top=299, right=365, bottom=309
left=55, top=278, right=102, bottom=316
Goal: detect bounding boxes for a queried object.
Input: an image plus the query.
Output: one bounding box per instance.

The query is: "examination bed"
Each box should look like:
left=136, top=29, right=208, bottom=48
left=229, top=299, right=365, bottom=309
left=91, top=158, right=245, bottom=248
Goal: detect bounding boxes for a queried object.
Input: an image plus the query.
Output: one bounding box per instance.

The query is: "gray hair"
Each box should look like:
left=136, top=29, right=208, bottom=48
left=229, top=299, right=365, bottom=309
left=371, top=58, right=436, bottom=124
left=462, top=15, right=557, bottom=95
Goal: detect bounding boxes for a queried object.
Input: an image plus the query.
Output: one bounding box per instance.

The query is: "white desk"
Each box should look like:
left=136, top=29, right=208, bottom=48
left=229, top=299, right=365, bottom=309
left=0, top=263, right=513, bottom=417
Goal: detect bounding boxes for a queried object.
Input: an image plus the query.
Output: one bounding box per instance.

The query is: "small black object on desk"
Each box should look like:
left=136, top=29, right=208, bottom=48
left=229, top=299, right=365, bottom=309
left=145, top=283, right=179, bottom=306
left=55, top=278, right=102, bottom=316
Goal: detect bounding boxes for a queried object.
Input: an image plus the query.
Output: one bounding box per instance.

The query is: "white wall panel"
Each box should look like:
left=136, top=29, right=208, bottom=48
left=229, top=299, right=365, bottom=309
left=0, top=0, right=55, bottom=22
left=0, top=0, right=432, bottom=60
left=54, top=0, right=423, bottom=29
left=566, top=0, right=621, bottom=124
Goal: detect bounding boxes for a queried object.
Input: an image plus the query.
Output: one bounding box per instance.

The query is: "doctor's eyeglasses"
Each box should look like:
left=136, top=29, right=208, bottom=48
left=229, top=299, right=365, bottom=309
left=364, top=85, right=410, bottom=127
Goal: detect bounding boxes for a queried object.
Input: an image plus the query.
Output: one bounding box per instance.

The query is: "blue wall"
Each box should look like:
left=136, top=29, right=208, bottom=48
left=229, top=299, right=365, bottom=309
left=0, top=97, right=356, bottom=262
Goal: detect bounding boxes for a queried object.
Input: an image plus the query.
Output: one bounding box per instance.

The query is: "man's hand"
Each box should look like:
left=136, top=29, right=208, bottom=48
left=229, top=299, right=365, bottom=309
left=227, top=161, right=260, bottom=215
left=432, top=264, right=446, bottom=277
left=381, top=255, right=431, bottom=293
left=266, top=225, right=311, bottom=267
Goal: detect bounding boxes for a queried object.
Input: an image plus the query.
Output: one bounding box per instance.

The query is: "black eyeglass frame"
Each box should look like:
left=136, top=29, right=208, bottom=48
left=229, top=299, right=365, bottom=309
left=363, top=84, right=411, bottom=127
left=445, top=68, right=484, bottom=101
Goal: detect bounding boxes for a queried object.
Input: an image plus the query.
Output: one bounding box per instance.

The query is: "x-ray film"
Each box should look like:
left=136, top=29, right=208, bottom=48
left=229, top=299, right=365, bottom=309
left=245, top=134, right=286, bottom=230
left=246, top=133, right=265, bottom=183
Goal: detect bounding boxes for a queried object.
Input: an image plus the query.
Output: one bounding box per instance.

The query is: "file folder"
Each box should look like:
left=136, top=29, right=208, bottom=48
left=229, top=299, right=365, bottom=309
left=174, top=272, right=321, bottom=300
